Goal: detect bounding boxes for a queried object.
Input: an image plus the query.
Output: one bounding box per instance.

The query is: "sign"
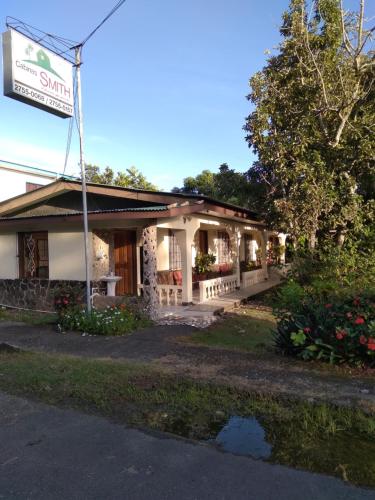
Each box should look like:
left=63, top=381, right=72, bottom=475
left=2, top=29, right=74, bottom=118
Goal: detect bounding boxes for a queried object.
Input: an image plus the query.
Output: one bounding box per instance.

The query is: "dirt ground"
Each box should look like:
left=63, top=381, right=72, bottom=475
left=0, top=318, right=374, bottom=413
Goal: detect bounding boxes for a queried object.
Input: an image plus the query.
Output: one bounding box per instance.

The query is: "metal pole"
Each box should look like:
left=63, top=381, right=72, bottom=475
left=75, top=45, right=91, bottom=312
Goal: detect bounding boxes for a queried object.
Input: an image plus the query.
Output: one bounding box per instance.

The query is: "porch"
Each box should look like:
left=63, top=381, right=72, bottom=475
left=91, top=215, right=286, bottom=313
left=156, top=267, right=282, bottom=325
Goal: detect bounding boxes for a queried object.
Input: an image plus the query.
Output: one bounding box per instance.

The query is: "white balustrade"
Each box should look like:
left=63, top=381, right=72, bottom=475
left=199, top=274, right=239, bottom=302
left=157, top=285, right=182, bottom=306
left=138, top=284, right=182, bottom=306
left=242, top=268, right=267, bottom=288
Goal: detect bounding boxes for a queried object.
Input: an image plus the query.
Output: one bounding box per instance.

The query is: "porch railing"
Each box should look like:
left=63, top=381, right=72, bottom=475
left=242, top=268, right=267, bottom=288
left=138, top=284, right=182, bottom=306
left=199, top=274, right=238, bottom=302
left=157, top=284, right=182, bottom=306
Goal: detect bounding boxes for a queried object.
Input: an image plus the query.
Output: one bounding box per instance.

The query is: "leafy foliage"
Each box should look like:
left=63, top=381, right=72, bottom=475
left=244, top=0, right=375, bottom=245
left=172, top=163, right=262, bottom=209
left=85, top=164, right=158, bottom=191
left=194, top=253, right=216, bottom=274
left=274, top=292, right=375, bottom=366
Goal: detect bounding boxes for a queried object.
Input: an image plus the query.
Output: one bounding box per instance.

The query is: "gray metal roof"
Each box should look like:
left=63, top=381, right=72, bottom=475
left=0, top=205, right=169, bottom=221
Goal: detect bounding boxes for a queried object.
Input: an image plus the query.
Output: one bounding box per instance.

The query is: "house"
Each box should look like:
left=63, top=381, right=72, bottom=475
left=0, top=160, right=61, bottom=201
left=0, top=178, right=286, bottom=311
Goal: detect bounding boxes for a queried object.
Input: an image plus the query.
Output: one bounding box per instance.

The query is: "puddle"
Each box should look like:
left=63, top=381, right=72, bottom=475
left=141, top=409, right=375, bottom=487
left=214, top=416, right=272, bottom=459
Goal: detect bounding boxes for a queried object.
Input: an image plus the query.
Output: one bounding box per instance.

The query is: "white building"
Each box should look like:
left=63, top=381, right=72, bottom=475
left=0, top=161, right=60, bottom=201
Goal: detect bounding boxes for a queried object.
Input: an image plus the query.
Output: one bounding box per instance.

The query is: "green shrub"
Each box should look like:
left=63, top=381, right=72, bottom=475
left=274, top=293, right=375, bottom=366
left=194, top=253, right=216, bottom=274
left=59, top=304, right=150, bottom=336
left=271, top=280, right=306, bottom=315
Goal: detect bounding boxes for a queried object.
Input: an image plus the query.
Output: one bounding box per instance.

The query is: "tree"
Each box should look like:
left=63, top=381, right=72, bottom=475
left=244, top=0, right=375, bottom=247
left=172, top=163, right=263, bottom=211
left=172, top=170, right=217, bottom=197
left=84, top=164, right=157, bottom=191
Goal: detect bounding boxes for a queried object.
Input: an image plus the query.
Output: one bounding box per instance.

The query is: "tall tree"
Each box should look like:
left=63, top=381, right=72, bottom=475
left=84, top=165, right=157, bottom=191
left=244, top=0, right=375, bottom=247
left=172, top=164, right=251, bottom=207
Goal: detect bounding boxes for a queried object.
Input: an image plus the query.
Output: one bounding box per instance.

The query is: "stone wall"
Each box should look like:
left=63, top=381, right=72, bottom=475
left=0, top=279, right=101, bottom=311
left=142, top=224, right=158, bottom=319
left=92, top=230, right=114, bottom=280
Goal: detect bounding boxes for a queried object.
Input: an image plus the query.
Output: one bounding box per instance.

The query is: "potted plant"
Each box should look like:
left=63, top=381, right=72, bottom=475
left=194, top=253, right=216, bottom=281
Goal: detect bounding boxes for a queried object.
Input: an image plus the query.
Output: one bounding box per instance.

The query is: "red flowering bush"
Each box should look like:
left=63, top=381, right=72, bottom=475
left=54, top=286, right=83, bottom=317
left=274, top=293, right=375, bottom=366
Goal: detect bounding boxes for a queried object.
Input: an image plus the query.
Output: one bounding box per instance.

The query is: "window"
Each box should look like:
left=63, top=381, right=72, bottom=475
left=217, top=231, right=230, bottom=264
left=26, top=182, right=43, bottom=193
left=169, top=230, right=181, bottom=270
left=18, top=232, right=49, bottom=278
left=244, top=233, right=253, bottom=262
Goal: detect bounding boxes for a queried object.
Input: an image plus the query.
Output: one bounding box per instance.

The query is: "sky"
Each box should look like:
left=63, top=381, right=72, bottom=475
left=0, top=0, right=362, bottom=190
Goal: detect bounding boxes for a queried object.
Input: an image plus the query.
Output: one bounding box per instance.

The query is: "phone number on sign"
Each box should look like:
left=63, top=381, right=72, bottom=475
left=14, top=83, right=46, bottom=103
left=14, top=83, right=73, bottom=115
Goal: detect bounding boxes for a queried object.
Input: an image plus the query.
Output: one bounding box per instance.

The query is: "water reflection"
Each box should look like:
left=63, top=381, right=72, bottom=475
left=215, top=416, right=272, bottom=459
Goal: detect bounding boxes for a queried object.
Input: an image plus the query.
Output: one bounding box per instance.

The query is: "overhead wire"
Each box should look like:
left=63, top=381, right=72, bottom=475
left=62, top=72, right=77, bottom=176
left=80, top=0, right=128, bottom=46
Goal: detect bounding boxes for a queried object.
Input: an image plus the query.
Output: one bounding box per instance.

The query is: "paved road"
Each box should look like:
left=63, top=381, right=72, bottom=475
left=0, top=392, right=373, bottom=500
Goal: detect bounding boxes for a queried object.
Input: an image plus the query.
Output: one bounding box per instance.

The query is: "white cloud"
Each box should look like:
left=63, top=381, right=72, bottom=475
left=0, top=137, right=79, bottom=177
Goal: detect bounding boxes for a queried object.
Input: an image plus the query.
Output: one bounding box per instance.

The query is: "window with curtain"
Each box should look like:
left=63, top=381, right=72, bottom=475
left=169, top=230, right=182, bottom=270
left=18, top=232, right=49, bottom=278
left=244, top=233, right=253, bottom=262
left=217, top=231, right=230, bottom=264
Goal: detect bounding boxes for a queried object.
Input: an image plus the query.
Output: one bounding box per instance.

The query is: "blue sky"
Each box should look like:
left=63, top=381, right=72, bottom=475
left=0, top=0, right=363, bottom=189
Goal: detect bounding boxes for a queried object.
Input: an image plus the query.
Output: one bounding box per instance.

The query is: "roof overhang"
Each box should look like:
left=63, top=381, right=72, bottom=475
left=0, top=178, right=263, bottom=224
left=0, top=201, right=265, bottom=229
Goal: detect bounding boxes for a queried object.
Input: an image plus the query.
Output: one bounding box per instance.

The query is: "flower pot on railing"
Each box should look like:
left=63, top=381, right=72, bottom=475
left=194, top=253, right=216, bottom=279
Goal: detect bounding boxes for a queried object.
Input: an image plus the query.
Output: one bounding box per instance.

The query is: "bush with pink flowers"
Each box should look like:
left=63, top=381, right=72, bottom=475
left=274, top=293, right=375, bottom=366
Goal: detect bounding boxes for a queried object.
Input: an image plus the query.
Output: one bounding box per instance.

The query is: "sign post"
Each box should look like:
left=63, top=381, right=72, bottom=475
left=3, top=29, right=92, bottom=312
left=74, top=44, right=92, bottom=313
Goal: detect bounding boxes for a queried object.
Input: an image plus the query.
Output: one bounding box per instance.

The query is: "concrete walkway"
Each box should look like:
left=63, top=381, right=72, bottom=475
left=0, top=391, right=373, bottom=500
left=158, top=273, right=281, bottom=326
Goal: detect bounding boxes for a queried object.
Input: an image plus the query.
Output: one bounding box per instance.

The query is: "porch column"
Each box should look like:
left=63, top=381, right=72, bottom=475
left=234, top=228, right=242, bottom=288
left=142, top=224, right=158, bottom=319
left=176, top=229, right=193, bottom=305
left=260, top=230, right=269, bottom=279
left=278, top=233, right=287, bottom=264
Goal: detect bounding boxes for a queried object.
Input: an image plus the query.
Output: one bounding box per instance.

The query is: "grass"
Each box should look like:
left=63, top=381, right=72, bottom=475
left=0, top=308, right=57, bottom=326
left=0, top=349, right=374, bottom=487
left=189, top=306, right=276, bottom=352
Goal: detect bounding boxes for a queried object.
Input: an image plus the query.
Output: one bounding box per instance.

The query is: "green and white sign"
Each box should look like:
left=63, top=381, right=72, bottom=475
left=2, top=29, right=74, bottom=118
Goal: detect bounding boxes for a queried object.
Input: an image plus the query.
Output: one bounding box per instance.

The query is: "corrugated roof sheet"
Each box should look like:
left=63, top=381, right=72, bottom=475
left=0, top=205, right=169, bottom=220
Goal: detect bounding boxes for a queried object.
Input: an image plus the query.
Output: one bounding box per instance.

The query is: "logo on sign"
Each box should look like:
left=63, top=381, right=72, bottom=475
left=23, top=44, right=64, bottom=81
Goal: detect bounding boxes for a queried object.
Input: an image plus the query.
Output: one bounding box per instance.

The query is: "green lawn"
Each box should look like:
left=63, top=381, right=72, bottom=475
left=0, top=308, right=57, bottom=326
left=0, top=349, right=374, bottom=487
left=189, top=306, right=276, bottom=352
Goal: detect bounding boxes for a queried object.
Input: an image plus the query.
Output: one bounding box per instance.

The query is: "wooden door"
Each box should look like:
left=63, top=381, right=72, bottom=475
left=198, top=230, right=208, bottom=254
left=114, top=231, right=137, bottom=295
